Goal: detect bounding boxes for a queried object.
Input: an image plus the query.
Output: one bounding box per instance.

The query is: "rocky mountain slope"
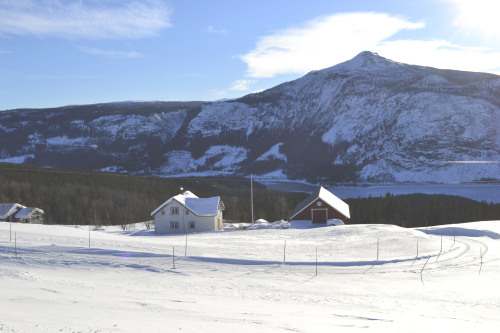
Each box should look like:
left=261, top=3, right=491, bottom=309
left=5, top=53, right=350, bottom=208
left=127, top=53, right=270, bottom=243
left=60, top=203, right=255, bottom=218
left=1, top=52, right=499, bottom=183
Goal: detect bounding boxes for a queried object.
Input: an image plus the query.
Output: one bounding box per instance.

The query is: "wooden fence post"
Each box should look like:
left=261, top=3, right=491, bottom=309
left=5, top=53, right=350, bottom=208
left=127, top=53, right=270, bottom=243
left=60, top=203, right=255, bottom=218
left=376, top=238, right=379, bottom=261
left=283, top=240, right=286, bottom=263
left=315, top=246, right=318, bottom=276
left=172, top=246, right=176, bottom=269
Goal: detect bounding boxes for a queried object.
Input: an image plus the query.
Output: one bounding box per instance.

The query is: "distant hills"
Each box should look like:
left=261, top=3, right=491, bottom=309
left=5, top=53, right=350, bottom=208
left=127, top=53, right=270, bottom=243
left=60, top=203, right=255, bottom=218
left=1, top=51, right=499, bottom=184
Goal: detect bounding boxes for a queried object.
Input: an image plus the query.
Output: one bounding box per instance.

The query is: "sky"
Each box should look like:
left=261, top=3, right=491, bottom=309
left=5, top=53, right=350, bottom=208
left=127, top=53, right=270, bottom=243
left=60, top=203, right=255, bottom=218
left=1, top=0, right=500, bottom=110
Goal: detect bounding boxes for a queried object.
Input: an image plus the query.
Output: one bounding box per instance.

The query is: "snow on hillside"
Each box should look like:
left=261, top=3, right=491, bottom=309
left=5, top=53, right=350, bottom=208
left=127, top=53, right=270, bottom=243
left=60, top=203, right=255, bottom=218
left=187, top=102, right=261, bottom=138
left=45, top=136, right=98, bottom=148
left=256, top=142, right=287, bottom=162
left=159, top=145, right=248, bottom=174
left=0, top=154, right=34, bottom=163
left=1, top=221, right=500, bottom=332
left=89, top=111, right=187, bottom=143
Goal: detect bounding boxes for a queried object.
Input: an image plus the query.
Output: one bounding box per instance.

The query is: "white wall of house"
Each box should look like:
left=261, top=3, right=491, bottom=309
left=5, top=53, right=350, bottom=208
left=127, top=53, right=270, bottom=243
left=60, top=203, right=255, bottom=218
left=153, top=199, right=223, bottom=234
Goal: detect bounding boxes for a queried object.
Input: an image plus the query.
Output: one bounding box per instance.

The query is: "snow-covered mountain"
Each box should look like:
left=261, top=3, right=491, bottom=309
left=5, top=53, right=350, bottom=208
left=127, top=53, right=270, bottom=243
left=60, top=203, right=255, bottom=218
left=1, top=52, right=499, bottom=183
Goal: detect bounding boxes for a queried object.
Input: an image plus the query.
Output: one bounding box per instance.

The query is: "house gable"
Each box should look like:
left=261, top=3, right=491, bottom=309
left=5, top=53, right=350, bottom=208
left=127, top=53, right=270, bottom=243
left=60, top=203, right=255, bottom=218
left=151, top=192, right=221, bottom=218
left=290, top=187, right=350, bottom=223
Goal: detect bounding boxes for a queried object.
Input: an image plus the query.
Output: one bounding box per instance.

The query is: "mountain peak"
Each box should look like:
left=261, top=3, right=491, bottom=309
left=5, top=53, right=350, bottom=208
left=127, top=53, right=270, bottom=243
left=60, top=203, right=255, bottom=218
left=355, top=50, right=381, bottom=58
left=331, top=51, right=402, bottom=72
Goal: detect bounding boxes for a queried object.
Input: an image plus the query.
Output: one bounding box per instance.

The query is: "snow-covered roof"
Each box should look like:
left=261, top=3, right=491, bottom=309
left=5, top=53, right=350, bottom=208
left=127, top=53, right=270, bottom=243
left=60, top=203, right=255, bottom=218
left=0, top=203, right=26, bottom=219
left=290, top=187, right=350, bottom=219
left=151, top=191, right=221, bottom=217
left=15, top=207, right=44, bottom=219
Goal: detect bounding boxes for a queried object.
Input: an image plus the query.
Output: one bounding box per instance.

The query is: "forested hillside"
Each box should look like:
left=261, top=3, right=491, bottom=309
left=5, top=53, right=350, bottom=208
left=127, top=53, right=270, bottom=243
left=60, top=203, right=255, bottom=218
left=1, top=163, right=499, bottom=227
left=0, top=163, right=305, bottom=225
left=346, top=193, right=500, bottom=227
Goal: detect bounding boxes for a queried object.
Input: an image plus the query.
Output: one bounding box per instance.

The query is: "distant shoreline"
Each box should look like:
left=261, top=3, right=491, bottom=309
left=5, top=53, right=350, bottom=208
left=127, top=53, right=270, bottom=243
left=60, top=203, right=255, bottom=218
left=262, top=181, right=500, bottom=203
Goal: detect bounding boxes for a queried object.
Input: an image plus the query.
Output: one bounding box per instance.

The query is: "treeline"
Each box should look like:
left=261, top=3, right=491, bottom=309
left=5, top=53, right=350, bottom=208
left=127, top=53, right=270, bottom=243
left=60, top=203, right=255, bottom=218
left=346, top=193, right=500, bottom=228
left=0, top=163, right=306, bottom=225
left=2, top=163, right=499, bottom=227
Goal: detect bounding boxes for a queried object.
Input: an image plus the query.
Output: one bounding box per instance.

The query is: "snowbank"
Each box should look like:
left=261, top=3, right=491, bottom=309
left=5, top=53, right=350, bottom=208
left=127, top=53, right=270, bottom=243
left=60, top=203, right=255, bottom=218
left=224, top=220, right=290, bottom=230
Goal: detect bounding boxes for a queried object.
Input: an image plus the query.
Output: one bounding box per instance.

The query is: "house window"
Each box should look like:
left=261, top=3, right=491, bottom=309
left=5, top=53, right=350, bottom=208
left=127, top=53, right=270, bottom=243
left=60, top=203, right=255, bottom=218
left=161, top=210, right=165, bottom=216
left=188, top=221, right=195, bottom=229
left=170, top=207, right=179, bottom=215
left=185, top=209, right=190, bottom=215
left=170, top=221, right=179, bottom=229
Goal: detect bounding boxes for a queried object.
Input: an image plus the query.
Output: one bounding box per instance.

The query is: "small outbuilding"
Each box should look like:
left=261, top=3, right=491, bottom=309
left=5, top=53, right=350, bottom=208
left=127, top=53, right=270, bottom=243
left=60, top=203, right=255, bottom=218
left=16, top=207, right=44, bottom=224
left=151, top=191, right=224, bottom=234
left=0, top=203, right=44, bottom=224
left=1, top=203, right=25, bottom=222
left=290, top=187, right=350, bottom=224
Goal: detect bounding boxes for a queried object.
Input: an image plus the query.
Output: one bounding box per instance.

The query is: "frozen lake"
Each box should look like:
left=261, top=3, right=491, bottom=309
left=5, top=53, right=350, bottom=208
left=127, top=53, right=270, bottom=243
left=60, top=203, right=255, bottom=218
left=262, top=182, right=500, bottom=203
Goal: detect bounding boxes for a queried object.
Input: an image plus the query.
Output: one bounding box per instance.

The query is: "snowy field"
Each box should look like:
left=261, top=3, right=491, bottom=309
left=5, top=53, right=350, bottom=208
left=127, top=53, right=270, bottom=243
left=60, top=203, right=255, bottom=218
left=1, top=221, right=500, bottom=332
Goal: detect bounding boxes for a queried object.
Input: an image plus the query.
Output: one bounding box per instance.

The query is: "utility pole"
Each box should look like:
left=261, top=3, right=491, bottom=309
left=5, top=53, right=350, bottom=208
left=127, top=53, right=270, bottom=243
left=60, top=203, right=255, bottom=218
left=251, top=174, right=254, bottom=224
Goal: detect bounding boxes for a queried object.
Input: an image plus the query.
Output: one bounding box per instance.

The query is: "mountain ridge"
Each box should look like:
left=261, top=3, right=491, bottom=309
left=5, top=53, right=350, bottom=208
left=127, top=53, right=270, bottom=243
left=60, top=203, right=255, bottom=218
left=1, top=52, right=499, bottom=184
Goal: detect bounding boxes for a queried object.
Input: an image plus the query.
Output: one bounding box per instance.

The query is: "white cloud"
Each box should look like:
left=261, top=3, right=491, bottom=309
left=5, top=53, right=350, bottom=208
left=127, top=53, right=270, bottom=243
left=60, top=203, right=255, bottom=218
left=0, top=0, right=172, bottom=39
left=240, top=11, right=500, bottom=79
left=240, top=12, right=424, bottom=78
left=229, top=79, right=256, bottom=91
left=376, top=39, right=500, bottom=74
left=205, top=25, right=228, bottom=34
left=79, top=47, right=142, bottom=58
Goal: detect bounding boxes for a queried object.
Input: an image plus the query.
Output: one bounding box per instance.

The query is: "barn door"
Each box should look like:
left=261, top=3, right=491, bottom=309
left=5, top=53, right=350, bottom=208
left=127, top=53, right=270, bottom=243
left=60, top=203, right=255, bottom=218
left=312, top=209, right=328, bottom=223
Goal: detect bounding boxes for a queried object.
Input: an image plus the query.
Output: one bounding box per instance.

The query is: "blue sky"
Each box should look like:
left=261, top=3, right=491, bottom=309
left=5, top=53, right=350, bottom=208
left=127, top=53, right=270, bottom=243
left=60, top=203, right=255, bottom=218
left=1, top=0, right=500, bottom=110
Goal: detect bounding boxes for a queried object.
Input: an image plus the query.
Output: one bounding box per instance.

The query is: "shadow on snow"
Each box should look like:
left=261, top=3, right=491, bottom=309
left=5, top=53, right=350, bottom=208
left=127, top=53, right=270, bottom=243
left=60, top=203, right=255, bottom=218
left=416, top=227, right=500, bottom=240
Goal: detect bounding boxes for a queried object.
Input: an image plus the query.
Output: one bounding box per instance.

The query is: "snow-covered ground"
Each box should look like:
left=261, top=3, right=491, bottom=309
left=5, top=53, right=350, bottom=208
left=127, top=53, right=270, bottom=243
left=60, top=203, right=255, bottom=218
left=1, top=221, right=500, bottom=332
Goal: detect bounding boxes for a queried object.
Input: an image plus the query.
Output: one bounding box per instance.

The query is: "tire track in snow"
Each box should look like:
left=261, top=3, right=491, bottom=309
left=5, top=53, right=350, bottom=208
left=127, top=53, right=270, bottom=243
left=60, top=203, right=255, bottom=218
left=414, top=236, right=489, bottom=276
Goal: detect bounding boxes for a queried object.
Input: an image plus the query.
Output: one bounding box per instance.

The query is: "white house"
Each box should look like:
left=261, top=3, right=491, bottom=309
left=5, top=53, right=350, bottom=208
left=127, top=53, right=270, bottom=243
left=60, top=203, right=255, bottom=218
left=151, top=191, right=224, bottom=234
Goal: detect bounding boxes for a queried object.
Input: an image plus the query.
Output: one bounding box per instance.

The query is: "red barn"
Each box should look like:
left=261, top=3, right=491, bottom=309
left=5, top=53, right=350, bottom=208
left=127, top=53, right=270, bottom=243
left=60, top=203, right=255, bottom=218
left=290, top=187, right=350, bottom=224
